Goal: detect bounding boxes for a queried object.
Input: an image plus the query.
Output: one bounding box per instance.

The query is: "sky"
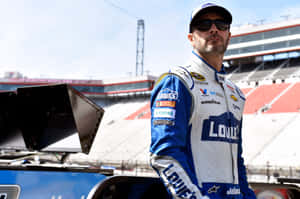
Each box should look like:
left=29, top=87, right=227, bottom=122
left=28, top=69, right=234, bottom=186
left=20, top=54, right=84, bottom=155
left=0, top=0, right=300, bottom=80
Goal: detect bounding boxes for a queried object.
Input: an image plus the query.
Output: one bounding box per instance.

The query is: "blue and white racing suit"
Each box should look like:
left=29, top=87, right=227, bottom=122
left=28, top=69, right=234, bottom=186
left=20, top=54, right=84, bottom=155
left=150, top=51, right=256, bottom=199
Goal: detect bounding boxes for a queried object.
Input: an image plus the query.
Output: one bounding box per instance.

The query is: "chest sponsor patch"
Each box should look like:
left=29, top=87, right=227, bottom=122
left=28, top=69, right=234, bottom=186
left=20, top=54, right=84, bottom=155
left=200, top=88, right=209, bottom=96
left=153, top=108, right=176, bottom=119
left=201, top=99, right=221, bottom=105
left=230, top=94, right=238, bottom=101
left=226, top=84, right=235, bottom=93
left=232, top=104, right=240, bottom=110
left=156, top=100, right=176, bottom=108
left=190, top=72, right=206, bottom=81
left=201, top=112, right=240, bottom=143
left=199, top=88, right=223, bottom=98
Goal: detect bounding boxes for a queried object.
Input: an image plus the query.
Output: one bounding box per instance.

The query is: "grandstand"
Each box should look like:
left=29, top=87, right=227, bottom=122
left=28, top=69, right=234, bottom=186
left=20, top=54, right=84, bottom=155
left=224, top=18, right=300, bottom=180
left=69, top=18, right=300, bottom=181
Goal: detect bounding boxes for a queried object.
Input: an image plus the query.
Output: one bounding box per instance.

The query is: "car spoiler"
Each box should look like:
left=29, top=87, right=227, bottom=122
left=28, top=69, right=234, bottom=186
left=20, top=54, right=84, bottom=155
left=0, top=84, right=104, bottom=154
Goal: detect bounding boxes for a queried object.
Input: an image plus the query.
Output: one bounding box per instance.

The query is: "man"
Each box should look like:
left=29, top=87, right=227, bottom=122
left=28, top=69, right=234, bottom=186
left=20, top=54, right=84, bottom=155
left=150, top=3, right=257, bottom=199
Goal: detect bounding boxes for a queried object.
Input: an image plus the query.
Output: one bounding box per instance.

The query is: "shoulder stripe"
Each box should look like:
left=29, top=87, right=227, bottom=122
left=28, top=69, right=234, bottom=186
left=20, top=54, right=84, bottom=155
left=177, top=66, right=194, bottom=90
left=154, top=73, right=169, bottom=87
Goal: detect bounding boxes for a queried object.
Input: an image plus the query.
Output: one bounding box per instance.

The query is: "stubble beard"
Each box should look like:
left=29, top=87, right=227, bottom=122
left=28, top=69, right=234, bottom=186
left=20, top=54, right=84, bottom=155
left=196, top=34, right=229, bottom=56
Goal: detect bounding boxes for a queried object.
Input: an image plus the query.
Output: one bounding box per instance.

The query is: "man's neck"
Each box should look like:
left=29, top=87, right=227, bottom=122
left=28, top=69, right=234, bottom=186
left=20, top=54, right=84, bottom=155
left=194, top=51, right=224, bottom=72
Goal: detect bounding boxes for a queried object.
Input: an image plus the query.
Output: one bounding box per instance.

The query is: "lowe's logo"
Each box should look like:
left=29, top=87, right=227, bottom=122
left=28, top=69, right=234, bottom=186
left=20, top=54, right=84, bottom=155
left=202, top=112, right=240, bottom=143
left=162, top=164, right=196, bottom=199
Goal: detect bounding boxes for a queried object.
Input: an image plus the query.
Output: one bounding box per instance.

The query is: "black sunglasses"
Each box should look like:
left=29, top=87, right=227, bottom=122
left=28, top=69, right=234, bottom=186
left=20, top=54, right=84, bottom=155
left=192, top=19, right=230, bottom=31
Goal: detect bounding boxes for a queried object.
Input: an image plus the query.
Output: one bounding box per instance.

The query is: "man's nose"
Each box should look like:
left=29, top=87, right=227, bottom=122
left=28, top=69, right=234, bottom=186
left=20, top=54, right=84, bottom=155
left=209, top=23, right=218, bottom=32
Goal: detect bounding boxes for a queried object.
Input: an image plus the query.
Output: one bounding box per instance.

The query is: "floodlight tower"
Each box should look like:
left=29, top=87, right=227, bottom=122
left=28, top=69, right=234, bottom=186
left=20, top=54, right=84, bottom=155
left=136, top=19, right=145, bottom=76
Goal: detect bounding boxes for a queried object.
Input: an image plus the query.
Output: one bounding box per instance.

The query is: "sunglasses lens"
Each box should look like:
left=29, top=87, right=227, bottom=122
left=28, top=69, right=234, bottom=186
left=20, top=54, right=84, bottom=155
left=193, top=19, right=229, bottom=31
left=215, top=20, right=230, bottom=31
left=194, top=20, right=212, bottom=31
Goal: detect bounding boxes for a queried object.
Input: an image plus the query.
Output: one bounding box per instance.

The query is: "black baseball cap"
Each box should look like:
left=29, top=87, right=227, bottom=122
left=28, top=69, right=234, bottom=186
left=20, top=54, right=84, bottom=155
left=189, top=3, right=232, bottom=33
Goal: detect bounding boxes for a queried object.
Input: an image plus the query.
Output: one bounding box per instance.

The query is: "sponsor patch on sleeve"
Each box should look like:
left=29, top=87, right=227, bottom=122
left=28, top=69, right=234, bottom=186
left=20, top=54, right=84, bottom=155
left=153, top=108, right=176, bottom=119
left=157, top=88, right=178, bottom=100
left=156, top=100, right=176, bottom=108
left=153, top=119, right=175, bottom=126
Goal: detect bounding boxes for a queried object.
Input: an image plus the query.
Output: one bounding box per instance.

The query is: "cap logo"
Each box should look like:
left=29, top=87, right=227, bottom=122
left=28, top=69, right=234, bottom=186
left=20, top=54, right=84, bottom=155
left=202, top=3, right=216, bottom=8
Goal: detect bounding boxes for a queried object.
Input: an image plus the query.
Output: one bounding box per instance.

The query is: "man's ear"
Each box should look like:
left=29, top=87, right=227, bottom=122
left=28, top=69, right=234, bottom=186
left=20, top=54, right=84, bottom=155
left=228, top=31, right=231, bottom=43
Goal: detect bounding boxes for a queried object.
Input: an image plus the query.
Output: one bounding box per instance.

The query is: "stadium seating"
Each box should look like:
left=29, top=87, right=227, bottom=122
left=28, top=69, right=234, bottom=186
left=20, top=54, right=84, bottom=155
left=268, top=82, right=300, bottom=113
left=273, top=66, right=300, bottom=80
left=89, top=100, right=151, bottom=164
left=86, top=79, right=300, bottom=175
left=243, top=83, right=290, bottom=114
left=243, top=113, right=300, bottom=167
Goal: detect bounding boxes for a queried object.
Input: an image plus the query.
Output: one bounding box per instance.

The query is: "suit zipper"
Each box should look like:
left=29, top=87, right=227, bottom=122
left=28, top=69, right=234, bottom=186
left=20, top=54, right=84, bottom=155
left=220, top=82, right=236, bottom=184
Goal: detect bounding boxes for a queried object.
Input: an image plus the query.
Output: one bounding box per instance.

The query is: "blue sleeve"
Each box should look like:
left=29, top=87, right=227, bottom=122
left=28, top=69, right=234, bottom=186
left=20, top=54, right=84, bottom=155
left=238, top=119, right=257, bottom=199
left=150, top=74, right=198, bottom=185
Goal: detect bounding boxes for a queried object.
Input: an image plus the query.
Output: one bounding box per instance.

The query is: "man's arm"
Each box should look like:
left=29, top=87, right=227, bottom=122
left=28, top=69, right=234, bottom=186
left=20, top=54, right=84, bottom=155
left=150, top=74, right=208, bottom=199
left=238, top=120, right=257, bottom=199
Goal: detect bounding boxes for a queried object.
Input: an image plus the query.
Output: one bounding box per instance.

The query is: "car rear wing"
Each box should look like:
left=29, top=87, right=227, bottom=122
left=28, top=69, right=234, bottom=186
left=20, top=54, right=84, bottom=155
left=0, top=84, right=104, bottom=154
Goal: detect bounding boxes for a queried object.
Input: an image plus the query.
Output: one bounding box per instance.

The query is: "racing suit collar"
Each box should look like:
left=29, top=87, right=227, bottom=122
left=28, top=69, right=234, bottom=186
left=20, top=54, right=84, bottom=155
left=191, top=51, right=226, bottom=83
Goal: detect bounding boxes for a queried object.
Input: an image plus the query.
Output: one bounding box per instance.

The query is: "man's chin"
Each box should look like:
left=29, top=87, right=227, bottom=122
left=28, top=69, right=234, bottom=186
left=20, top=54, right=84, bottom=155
left=206, top=45, right=226, bottom=54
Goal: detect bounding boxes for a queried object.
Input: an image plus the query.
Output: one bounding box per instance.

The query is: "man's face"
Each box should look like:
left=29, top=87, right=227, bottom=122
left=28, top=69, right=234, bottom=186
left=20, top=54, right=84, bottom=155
left=188, top=12, right=231, bottom=56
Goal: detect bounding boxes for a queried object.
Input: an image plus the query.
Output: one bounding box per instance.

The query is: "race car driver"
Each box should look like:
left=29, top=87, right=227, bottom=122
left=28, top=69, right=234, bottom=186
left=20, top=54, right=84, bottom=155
left=150, top=3, right=257, bottom=199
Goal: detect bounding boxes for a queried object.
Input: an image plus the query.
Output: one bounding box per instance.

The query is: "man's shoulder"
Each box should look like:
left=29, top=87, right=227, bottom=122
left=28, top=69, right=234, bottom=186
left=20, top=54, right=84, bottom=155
left=155, top=65, right=195, bottom=90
